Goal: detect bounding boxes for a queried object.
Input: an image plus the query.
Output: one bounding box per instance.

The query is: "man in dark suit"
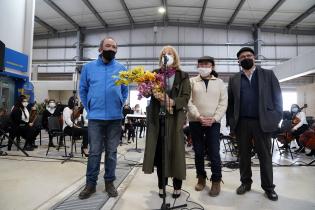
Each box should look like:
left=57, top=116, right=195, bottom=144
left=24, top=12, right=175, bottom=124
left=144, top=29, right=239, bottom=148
left=227, top=47, right=283, bottom=201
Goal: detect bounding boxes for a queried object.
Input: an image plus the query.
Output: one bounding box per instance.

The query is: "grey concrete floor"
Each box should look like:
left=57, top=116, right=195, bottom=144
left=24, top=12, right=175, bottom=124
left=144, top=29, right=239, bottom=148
left=0, top=131, right=314, bottom=210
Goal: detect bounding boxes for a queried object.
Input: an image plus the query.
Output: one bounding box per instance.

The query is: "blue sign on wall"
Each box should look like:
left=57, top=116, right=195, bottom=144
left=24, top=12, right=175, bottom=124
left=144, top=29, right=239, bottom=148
left=4, top=48, right=28, bottom=72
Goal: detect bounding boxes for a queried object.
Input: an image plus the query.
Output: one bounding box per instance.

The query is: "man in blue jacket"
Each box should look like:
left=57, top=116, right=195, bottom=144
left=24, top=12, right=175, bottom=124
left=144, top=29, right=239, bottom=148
left=78, top=37, right=128, bottom=199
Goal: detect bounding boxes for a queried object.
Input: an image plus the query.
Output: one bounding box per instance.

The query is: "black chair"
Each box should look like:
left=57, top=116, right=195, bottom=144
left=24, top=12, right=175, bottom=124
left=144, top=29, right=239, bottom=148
left=46, top=116, right=67, bottom=156
left=33, top=114, right=43, bottom=145
left=220, top=133, right=238, bottom=157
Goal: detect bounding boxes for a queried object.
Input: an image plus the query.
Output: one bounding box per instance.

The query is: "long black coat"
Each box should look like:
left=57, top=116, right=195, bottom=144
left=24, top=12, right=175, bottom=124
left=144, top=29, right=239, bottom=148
left=226, top=66, right=283, bottom=133
left=142, top=69, right=191, bottom=180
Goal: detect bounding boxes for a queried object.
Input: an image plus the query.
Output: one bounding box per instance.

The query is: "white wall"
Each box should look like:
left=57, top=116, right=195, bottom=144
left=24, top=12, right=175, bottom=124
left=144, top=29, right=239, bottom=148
left=0, top=0, right=35, bottom=77
left=33, top=27, right=315, bottom=74
left=32, top=26, right=315, bottom=102
left=32, top=81, right=76, bottom=102
left=297, top=83, right=315, bottom=118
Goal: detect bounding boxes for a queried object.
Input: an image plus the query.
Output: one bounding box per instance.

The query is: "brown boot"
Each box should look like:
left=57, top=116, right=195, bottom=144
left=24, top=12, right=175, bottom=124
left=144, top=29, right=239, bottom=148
left=78, top=185, right=96, bottom=199
left=195, top=176, right=206, bottom=191
left=209, top=181, right=221, bottom=197
left=105, top=181, right=118, bottom=197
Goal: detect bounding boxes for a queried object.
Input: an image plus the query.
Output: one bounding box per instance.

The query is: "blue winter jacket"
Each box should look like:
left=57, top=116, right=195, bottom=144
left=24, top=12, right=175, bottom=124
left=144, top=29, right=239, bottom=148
left=79, top=56, right=128, bottom=120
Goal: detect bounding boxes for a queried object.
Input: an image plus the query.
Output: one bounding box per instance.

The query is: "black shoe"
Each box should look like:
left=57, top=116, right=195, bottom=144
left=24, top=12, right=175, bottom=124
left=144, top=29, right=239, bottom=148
left=158, top=189, right=165, bottom=198
left=48, top=142, right=55, bottom=147
left=265, top=190, right=278, bottom=201
left=236, top=184, right=251, bottom=195
left=78, top=185, right=96, bottom=200
left=32, top=144, right=38, bottom=149
left=105, top=181, right=118, bottom=197
left=172, top=190, right=181, bottom=199
left=24, top=145, right=34, bottom=151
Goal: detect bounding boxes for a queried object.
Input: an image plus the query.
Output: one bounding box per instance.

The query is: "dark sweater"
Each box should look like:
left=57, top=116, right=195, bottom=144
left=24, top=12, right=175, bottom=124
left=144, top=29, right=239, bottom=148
left=240, top=70, right=259, bottom=119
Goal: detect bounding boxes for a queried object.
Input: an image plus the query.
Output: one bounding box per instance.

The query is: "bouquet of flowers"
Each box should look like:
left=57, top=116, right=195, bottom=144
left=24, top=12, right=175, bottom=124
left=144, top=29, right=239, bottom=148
left=114, top=66, right=173, bottom=114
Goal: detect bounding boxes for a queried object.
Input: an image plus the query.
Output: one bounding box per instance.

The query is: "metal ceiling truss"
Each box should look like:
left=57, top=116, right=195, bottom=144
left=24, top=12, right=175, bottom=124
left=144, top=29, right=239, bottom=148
left=257, top=0, right=286, bottom=27
left=34, top=16, right=57, bottom=34
left=34, top=21, right=315, bottom=40
left=286, top=4, right=315, bottom=29
left=120, top=0, right=135, bottom=26
left=161, top=0, right=168, bottom=26
left=227, top=0, right=246, bottom=27
left=199, top=0, right=208, bottom=26
left=33, top=42, right=315, bottom=49
left=43, top=0, right=80, bottom=29
left=81, top=0, right=108, bottom=28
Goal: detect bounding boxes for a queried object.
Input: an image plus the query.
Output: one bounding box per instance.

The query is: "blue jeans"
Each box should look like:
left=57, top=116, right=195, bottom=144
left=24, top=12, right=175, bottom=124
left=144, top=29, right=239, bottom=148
left=86, top=119, right=121, bottom=186
left=189, top=122, right=222, bottom=181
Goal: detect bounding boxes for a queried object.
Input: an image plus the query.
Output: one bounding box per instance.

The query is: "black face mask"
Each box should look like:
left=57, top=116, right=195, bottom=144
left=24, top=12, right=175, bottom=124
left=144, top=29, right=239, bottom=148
left=102, top=50, right=116, bottom=61
left=240, top=58, right=254, bottom=70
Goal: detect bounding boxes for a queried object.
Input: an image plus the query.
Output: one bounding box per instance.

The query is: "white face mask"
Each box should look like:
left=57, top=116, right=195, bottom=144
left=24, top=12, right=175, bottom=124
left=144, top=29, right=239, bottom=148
left=198, top=67, right=212, bottom=77
left=22, top=102, right=28, bottom=107
left=291, top=107, right=299, bottom=113
left=49, top=103, right=56, bottom=108
left=162, top=54, right=174, bottom=66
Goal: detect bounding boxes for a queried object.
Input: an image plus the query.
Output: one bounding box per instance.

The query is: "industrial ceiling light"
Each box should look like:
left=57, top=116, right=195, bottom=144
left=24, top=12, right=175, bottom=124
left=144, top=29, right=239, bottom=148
left=158, top=7, right=166, bottom=14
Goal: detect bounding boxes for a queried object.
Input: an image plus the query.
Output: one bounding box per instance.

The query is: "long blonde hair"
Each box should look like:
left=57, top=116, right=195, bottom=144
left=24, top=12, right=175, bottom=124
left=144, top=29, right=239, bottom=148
left=159, top=45, right=181, bottom=69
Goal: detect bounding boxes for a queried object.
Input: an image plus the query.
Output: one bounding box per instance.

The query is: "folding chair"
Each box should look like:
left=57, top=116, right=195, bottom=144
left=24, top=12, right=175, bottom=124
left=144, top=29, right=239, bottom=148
left=46, top=116, right=67, bottom=156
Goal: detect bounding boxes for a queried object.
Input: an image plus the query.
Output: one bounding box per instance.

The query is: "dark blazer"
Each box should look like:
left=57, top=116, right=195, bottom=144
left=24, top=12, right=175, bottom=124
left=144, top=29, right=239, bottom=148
left=226, top=66, right=283, bottom=133
left=10, top=107, right=28, bottom=128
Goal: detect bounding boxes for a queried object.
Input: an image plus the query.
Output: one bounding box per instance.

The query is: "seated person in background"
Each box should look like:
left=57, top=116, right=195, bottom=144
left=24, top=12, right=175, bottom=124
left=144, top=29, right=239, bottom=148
left=122, top=104, right=133, bottom=137
left=42, top=99, right=62, bottom=147
left=9, top=95, right=38, bottom=151
left=291, top=104, right=309, bottom=153
left=133, top=104, right=145, bottom=138
left=63, top=96, right=89, bottom=157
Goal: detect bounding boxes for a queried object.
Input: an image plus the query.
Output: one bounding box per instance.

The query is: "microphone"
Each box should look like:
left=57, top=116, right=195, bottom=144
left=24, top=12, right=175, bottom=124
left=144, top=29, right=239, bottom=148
left=162, top=53, right=168, bottom=65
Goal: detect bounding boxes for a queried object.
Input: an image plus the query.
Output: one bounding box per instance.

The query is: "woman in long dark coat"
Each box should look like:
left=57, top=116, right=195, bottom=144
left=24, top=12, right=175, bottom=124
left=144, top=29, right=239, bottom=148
left=142, top=45, right=191, bottom=198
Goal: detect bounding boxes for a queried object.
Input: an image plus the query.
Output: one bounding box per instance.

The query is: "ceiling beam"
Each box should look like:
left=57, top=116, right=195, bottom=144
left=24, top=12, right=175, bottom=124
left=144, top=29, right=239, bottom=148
left=34, top=21, right=315, bottom=40
left=81, top=0, right=108, bottom=28
left=286, top=4, right=315, bottom=29
left=33, top=42, right=315, bottom=49
left=43, top=0, right=80, bottom=29
left=34, top=16, right=57, bottom=34
left=199, top=0, right=208, bottom=25
left=257, top=0, right=286, bottom=27
left=120, top=0, right=135, bottom=25
left=227, top=0, right=246, bottom=26
left=161, top=0, right=168, bottom=26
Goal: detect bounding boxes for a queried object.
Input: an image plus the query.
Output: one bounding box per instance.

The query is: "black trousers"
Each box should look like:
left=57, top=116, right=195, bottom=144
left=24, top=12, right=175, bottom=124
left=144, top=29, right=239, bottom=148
left=64, top=126, right=88, bottom=148
left=154, top=126, right=182, bottom=190
left=9, top=125, right=37, bottom=148
left=236, top=118, right=275, bottom=192
left=189, top=122, right=222, bottom=181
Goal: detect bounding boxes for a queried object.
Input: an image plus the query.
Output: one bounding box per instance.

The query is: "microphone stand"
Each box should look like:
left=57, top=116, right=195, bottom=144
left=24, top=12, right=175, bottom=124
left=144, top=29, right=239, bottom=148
left=159, top=55, right=187, bottom=210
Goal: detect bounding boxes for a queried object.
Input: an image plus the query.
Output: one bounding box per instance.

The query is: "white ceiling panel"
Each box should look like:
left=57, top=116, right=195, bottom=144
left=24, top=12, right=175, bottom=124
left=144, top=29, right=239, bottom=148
left=91, top=0, right=126, bottom=11
left=233, top=0, right=278, bottom=25
left=34, top=0, right=315, bottom=36
left=296, top=13, right=315, bottom=28
left=168, top=0, right=204, bottom=7
left=125, top=0, right=160, bottom=9
left=53, top=0, right=93, bottom=16
left=35, top=0, right=61, bottom=19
